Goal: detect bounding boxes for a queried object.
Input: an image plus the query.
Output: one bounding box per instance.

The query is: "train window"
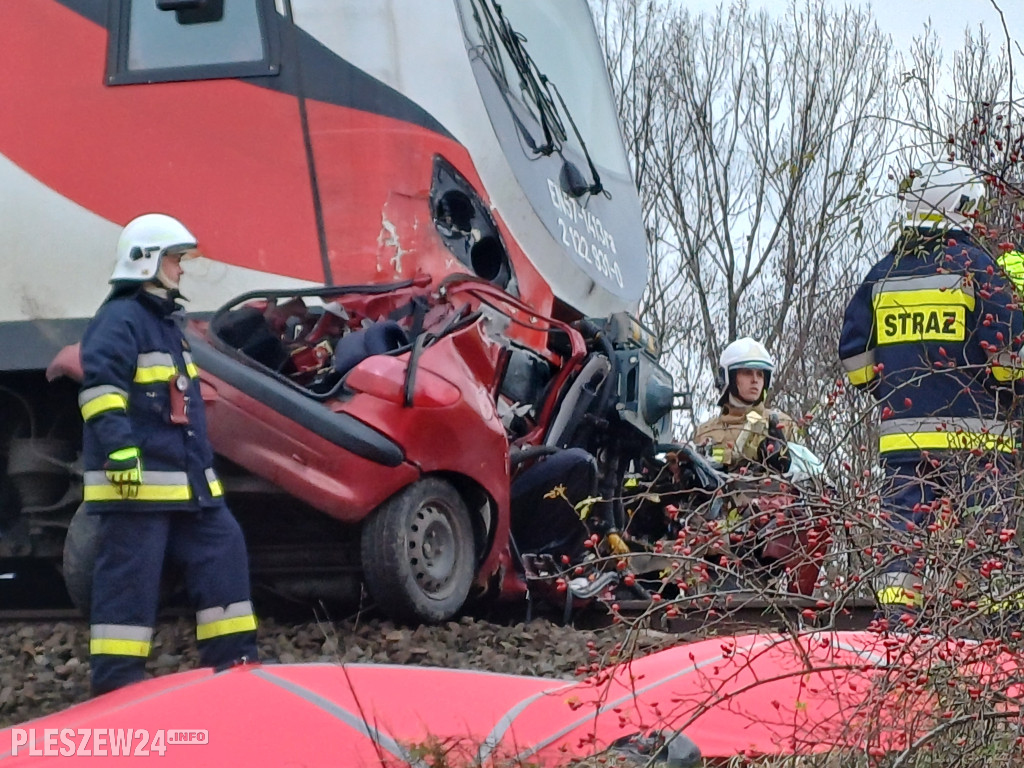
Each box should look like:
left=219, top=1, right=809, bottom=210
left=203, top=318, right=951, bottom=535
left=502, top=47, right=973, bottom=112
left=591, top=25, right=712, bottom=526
left=106, top=0, right=280, bottom=85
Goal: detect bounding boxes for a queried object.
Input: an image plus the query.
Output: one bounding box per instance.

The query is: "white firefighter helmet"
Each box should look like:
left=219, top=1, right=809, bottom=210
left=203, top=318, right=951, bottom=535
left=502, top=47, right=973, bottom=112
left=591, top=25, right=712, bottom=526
left=717, top=337, right=774, bottom=405
left=111, top=213, right=198, bottom=284
left=903, top=160, right=986, bottom=231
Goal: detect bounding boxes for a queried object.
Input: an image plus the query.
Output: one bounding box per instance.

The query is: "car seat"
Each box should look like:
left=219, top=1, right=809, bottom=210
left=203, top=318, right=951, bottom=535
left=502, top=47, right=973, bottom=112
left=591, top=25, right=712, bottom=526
left=214, top=305, right=290, bottom=372
left=332, top=320, right=411, bottom=378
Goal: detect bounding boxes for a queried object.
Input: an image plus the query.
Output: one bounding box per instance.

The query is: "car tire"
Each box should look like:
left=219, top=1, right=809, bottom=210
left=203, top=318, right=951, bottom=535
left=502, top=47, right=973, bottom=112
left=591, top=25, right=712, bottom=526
left=360, top=478, right=476, bottom=624
left=62, top=503, right=99, bottom=617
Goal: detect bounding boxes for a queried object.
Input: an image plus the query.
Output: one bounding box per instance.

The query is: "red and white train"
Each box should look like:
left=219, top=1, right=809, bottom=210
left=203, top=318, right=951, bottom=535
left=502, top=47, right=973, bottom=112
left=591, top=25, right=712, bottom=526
left=0, top=0, right=650, bottom=603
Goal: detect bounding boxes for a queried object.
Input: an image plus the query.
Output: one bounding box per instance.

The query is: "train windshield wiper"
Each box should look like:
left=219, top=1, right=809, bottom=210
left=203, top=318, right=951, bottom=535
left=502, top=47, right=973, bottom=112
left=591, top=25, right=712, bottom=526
left=468, top=0, right=605, bottom=197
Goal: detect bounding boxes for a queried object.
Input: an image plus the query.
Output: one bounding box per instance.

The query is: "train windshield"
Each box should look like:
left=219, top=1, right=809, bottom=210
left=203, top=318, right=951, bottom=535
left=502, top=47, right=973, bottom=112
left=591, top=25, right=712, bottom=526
left=455, top=0, right=648, bottom=311
left=457, top=0, right=631, bottom=180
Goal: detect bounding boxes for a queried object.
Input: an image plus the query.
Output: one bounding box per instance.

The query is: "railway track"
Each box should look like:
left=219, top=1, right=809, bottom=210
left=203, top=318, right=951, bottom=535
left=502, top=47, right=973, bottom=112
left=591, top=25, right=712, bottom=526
left=1, top=553, right=878, bottom=631
left=0, top=557, right=75, bottom=621
left=0, top=567, right=879, bottom=628
left=571, top=591, right=877, bottom=634
left=0, top=608, right=82, bottom=622
left=0, top=596, right=877, bottom=632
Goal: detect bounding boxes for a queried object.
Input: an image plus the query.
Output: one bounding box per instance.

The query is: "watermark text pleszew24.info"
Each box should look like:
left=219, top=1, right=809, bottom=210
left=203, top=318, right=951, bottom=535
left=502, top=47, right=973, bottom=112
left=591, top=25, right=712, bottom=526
left=10, top=728, right=208, bottom=756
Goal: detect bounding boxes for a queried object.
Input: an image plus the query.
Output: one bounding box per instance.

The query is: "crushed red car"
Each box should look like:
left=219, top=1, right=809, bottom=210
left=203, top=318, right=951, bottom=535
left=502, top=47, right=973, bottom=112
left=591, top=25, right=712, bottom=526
left=57, top=274, right=681, bottom=622
left=55, top=274, right=833, bottom=623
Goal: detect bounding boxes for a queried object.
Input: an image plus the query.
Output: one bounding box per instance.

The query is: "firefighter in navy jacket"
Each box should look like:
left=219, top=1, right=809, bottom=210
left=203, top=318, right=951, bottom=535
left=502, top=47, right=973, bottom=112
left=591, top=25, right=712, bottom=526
left=81, top=213, right=258, bottom=695
left=839, top=161, right=1023, bottom=628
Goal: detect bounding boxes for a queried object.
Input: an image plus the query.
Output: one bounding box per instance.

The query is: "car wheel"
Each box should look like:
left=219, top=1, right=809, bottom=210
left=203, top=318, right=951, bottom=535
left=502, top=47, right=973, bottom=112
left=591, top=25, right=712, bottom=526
left=360, top=478, right=476, bottom=623
left=62, top=503, right=99, bottom=617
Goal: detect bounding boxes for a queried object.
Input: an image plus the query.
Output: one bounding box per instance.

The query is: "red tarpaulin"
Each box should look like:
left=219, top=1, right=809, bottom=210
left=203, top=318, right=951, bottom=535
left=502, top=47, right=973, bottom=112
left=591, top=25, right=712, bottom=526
left=2, top=630, right=1022, bottom=766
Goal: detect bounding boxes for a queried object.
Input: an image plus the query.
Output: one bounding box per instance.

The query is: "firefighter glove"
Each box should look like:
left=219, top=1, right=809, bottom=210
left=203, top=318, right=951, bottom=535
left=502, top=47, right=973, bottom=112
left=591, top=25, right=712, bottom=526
left=606, top=531, right=630, bottom=555
left=105, top=447, right=142, bottom=498
left=759, top=417, right=791, bottom=473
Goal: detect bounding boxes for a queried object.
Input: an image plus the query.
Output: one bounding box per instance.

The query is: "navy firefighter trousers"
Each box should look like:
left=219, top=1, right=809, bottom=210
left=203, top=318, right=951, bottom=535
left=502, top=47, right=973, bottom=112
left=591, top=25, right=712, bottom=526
left=882, top=452, right=1014, bottom=554
left=90, top=504, right=258, bottom=695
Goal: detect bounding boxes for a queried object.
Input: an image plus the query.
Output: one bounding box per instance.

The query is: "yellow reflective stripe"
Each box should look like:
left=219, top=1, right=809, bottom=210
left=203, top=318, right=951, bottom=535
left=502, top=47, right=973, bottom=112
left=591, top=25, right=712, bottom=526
left=981, top=597, right=1024, bottom=613
left=89, top=622, right=154, bottom=658
left=876, top=587, right=923, bottom=607
left=842, top=351, right=876, bottom=386
left=872, top=273, right=973, bottom=298
left=205, top=468, right=223, bottom=497
left=873, top=288, right=976, bottom=312
left=847, top=363, right=876, bottom=386
left=91, top=623, right=152, bottom=641
left=879, top=416, right=1007, bottom=435
left=81, top=393, right=128, bottom=421
left=875, top=306, right=966, bottom=344
left=991, top=352, right=1023, bottom=382
left=90, top=638, right=152, bottom=657
left=879, top=431, right=1016, bottom=454
left=83, top=484, right=193, bottom=502
left=992, top=366, right=1018, bottom=382
left=134, top=365, right=177, bottom=384
left=196, top=614, right=258, bottom=641
left=998, top=252, right=1024, bottom=272
left=83, top=470, right=207, bottom=503
left=711, top=447, right=725, bottom=463
left=196, top=601, right=253, bottom=624
left=137, top=352, right=174, bottom=367
left=80, top=385, right=128, bottom=407
left=873, top=288, right=973, bottom=345
left=998, top=251, right=1024, bottom=295
left=186, top=362, right=199, bottom=378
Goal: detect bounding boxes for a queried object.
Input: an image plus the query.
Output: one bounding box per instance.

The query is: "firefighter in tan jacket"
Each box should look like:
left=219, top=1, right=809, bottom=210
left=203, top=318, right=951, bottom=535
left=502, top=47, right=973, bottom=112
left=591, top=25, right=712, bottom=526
left=693, top=338, right=793, bottom=474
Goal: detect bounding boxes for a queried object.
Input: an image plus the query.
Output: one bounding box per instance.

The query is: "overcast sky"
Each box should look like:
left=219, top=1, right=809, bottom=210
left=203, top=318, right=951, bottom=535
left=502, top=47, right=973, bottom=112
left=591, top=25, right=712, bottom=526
left=862, top=0, right=1023, bottom=61
left=684, top=0, right=1024, bottom=68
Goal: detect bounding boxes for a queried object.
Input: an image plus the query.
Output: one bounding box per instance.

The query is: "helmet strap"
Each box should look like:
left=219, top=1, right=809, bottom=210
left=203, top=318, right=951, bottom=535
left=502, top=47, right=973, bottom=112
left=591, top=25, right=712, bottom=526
left=142, top=282, right=183, bottom=299
left=726, top=393, right=755, bottom=410
left=143, top=283, right=170, bottom=298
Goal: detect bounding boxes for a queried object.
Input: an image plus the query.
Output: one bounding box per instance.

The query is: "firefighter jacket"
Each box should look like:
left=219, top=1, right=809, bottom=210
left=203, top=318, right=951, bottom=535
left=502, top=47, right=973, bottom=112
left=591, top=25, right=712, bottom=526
left=79, top=288, right=224, bottom=512
left=997, top=250, right=1024, bottom=298
left=693, top=402, right=794, bottom=468
left=839, top=227, right=1023, bottom=456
